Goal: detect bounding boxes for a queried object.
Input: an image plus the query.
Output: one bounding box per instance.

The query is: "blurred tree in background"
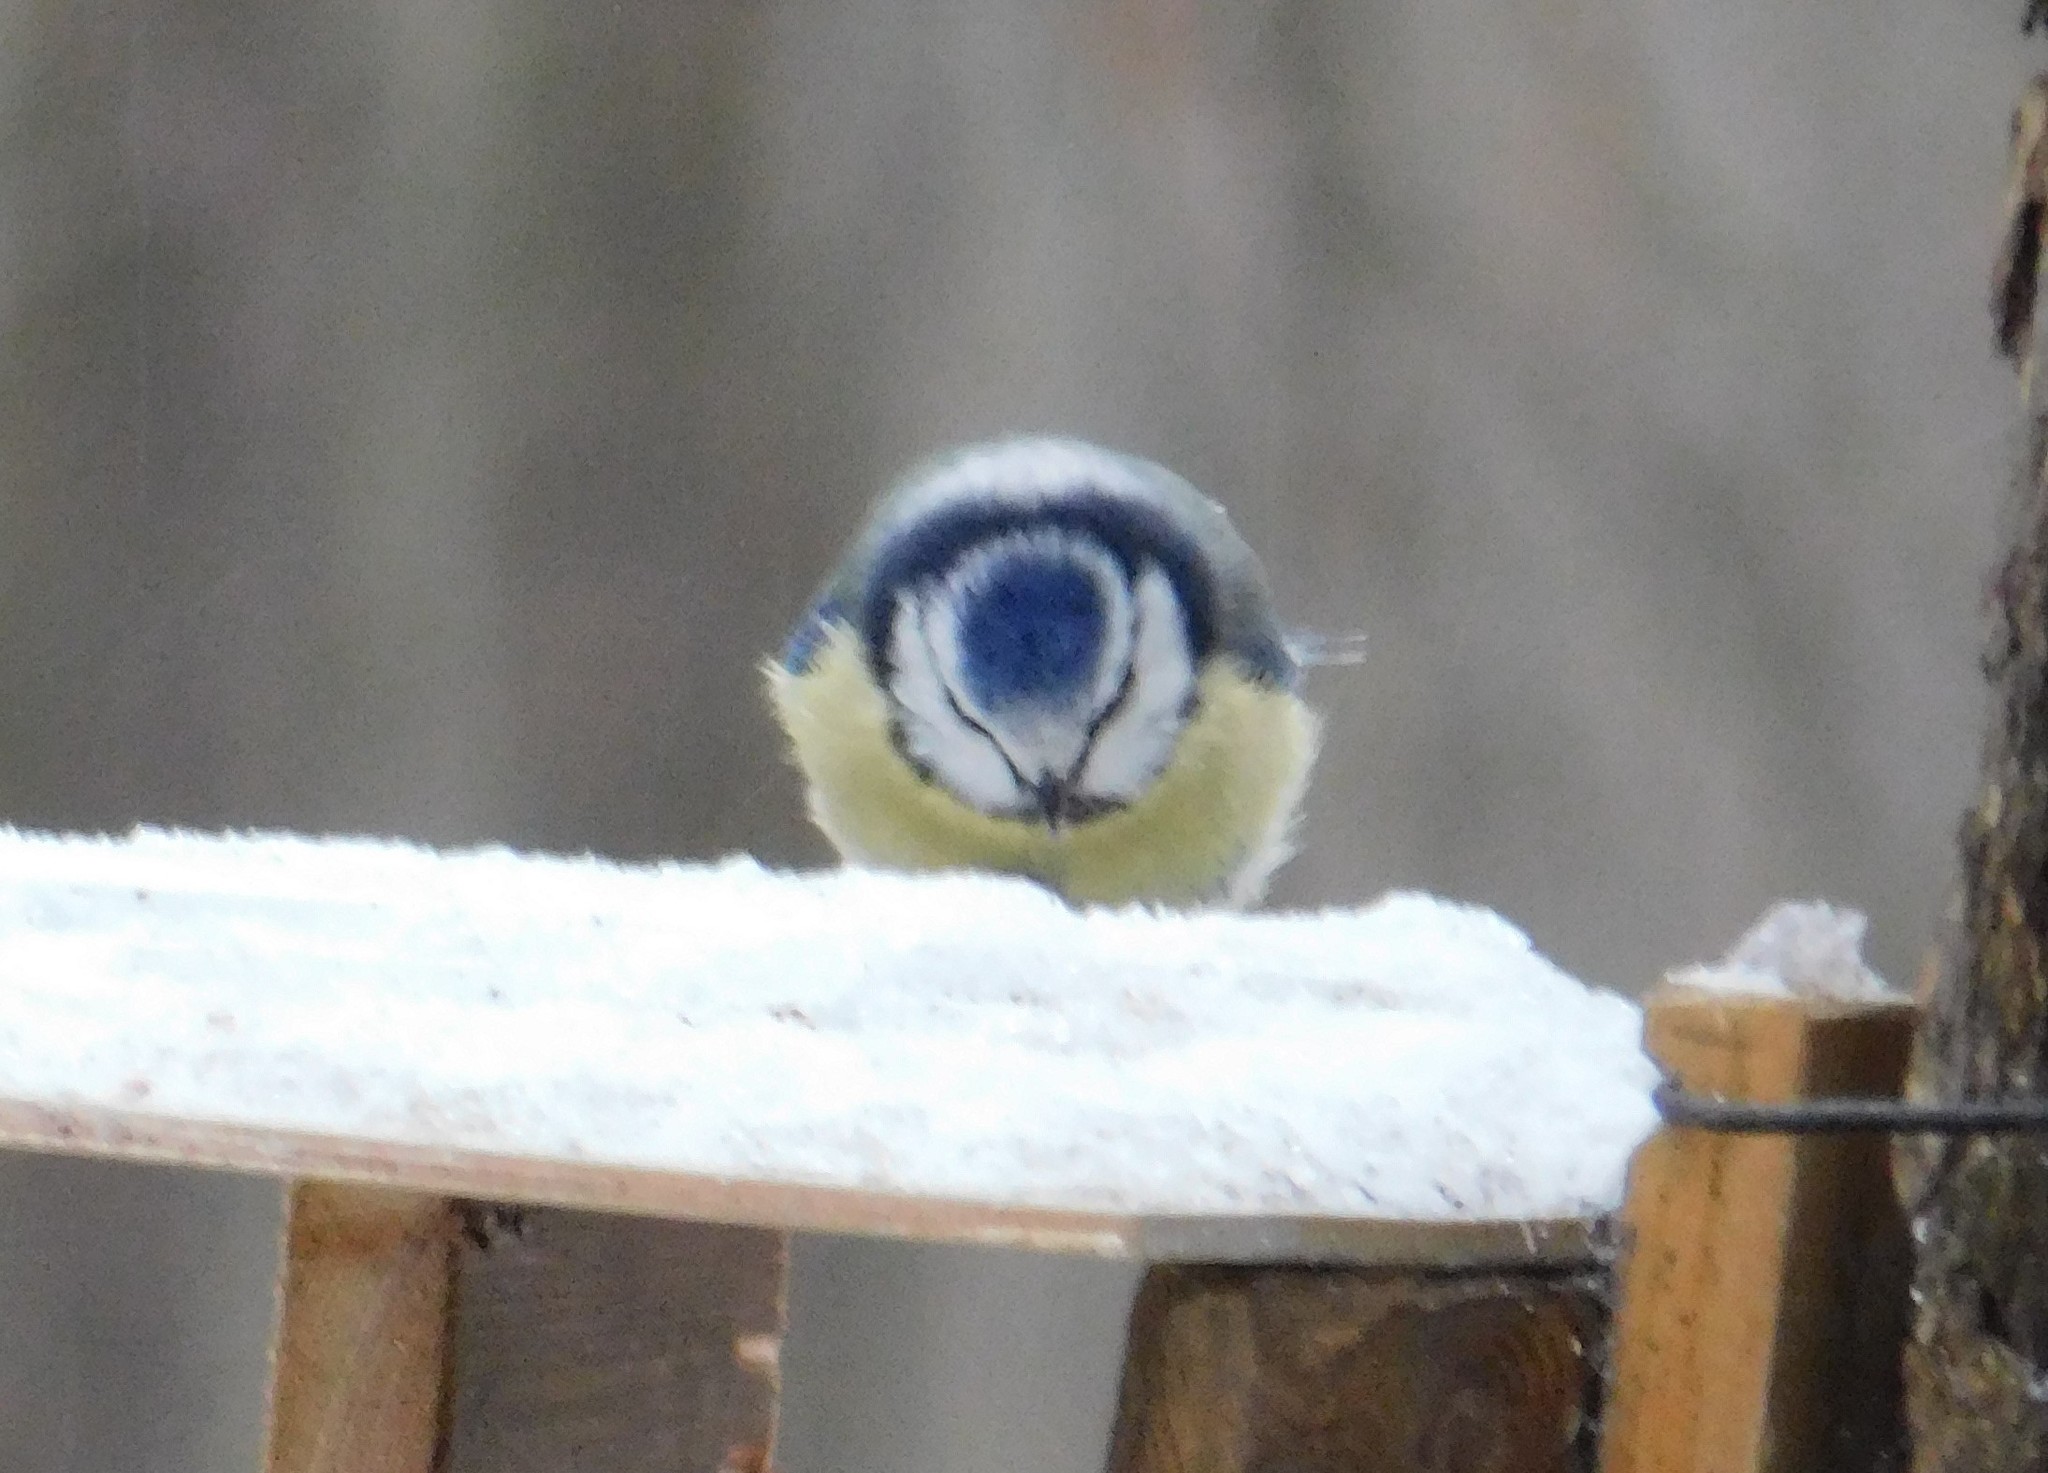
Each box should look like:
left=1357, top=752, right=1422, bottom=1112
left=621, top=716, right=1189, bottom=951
left=0, top=2, right=2030, bottom=1470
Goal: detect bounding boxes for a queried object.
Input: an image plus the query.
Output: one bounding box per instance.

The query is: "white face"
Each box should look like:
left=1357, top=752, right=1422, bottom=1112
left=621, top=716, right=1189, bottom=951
left=884, top=531, right=1197, bottom=825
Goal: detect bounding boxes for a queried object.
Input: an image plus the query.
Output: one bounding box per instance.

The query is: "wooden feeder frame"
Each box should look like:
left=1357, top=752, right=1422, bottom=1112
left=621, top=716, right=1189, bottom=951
left=0, top=982, right=1921, bottom=1472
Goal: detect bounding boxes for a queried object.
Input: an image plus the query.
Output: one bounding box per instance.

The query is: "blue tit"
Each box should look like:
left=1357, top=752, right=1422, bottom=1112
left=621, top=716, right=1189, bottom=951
left=764, top=436, right=1321, bottom=907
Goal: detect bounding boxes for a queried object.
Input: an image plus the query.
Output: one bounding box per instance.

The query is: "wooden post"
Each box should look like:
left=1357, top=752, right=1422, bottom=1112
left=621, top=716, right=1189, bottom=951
left=261, top=1190, right=789, bottom=1473
left=438, top=1208, right=788, bottom=1473
left=263, top=1182, right=461, bottom=1473
left=1104, top=1264, right=1602, bottom=1473
left=1600, top=987, right=1918, bottom=1473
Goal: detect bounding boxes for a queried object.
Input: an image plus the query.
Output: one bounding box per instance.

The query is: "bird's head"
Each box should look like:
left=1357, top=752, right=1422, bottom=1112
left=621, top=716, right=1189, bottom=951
left=881, top=521, right=1193, bottom=827
left=768, top=438, right=1321, bottom=903
left=843, top=439, right=1291, bottom=828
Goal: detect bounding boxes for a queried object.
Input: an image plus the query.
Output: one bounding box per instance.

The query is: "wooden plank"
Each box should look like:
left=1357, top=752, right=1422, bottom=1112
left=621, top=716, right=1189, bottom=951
left=262, top=1182, right=461, bottom=1473
left=439, top=1209, right=787, bottom=1473
left=0, top=1097, right=1603, bottom=1267
left=1599, top=987, right=1919, bottom=1473
left=1104, top=1264, right=1601, bottom=1472
left=0, top=830, right=1653, bottom=1273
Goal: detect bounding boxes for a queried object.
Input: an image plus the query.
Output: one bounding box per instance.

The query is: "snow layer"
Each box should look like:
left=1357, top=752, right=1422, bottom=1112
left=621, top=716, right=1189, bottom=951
left=1670, top=901, right=1897, bottom=1001
left=0, top=828, right=1659, bottom=1220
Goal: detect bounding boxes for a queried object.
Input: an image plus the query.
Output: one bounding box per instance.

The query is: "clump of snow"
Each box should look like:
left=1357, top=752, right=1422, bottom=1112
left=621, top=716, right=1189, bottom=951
left=0, top=827, right=1659, bottom=1221
left=1671, top=901, right=1897, bottom=1001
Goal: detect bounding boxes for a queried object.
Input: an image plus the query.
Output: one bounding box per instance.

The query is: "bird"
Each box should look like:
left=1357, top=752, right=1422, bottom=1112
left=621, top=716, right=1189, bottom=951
left=764, top=436, right=1322, bottom=908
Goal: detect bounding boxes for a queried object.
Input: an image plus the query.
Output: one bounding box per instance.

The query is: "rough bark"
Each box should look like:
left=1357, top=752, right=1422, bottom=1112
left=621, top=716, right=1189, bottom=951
left=1902, top=71, right=2048, bottom=1471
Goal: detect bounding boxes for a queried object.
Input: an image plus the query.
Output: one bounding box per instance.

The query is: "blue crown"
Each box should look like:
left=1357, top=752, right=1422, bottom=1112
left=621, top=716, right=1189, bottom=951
left=951, top=547, right=1109, bottom=713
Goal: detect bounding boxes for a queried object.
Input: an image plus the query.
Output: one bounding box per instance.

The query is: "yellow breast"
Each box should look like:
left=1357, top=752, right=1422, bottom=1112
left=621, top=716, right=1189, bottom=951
left=764, top=625, right=1320, bottom=907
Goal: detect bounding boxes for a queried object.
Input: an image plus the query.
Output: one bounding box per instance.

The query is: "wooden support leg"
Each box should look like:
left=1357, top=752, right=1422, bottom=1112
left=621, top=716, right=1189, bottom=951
left=263, top=1182, right=461, bottom=1473
left=263, top=1191, right=788, bottom=1473
left=438, top=1208, right=789, bottom=1473
left=1599, top=988, right=1920, bottom=1473
left=1104, top=1264, right=1602, bottom=1472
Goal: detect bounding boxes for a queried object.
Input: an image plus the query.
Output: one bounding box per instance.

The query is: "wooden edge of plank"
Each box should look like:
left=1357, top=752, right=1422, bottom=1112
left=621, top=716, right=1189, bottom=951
left=262, top=1181, right=461, bottom=1473
left=1123, top=1211, right=1602, bottom=1269
left=0, top=1095, right=1602, bottom=1268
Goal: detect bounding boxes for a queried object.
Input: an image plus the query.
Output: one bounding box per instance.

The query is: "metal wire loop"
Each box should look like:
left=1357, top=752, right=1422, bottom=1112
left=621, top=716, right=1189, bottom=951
left=1652, top=1081, right=2048, bottom=1135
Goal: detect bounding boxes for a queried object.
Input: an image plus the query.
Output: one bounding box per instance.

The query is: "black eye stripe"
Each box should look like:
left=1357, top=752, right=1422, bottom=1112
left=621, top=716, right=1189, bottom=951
left=912, top=602, right=1035, bottom=795
left=938, top=683, right=1039, bottom=806
left=1076, top=646, right=1139, bottom=775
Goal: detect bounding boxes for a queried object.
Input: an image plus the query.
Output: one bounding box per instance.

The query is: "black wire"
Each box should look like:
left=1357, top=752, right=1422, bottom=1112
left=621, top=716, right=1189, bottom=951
left=1653, top=1082, right=2048, bottom=1135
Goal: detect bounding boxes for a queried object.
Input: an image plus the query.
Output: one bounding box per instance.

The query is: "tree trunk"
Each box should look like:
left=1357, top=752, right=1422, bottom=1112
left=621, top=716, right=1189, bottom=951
left=1902, top=72, right=2048, bottom=1472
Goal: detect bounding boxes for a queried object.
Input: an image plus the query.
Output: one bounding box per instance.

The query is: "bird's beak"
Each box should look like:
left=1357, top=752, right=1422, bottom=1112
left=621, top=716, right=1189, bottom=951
left=1034, top=776, right=1074, bottom=831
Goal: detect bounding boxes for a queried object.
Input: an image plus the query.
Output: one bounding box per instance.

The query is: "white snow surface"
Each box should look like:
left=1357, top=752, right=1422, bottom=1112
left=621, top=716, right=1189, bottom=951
left=0, top=827, right=1660, bottom=1221
left=1671, top=901, right=1898, bottom=1001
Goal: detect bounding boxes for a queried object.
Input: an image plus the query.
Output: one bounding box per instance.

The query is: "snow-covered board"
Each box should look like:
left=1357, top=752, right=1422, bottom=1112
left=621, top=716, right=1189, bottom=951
left=0, top=828, right=1661, bottom=1264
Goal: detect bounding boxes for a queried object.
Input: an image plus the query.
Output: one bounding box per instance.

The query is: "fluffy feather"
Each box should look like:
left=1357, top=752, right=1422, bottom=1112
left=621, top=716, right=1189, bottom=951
left=765, top=624, right=1319, bottom=906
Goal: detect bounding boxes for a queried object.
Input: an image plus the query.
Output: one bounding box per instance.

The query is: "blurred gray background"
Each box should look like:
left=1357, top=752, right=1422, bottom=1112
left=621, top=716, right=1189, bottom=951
left=0, top=2, right=2032, bottom=1469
